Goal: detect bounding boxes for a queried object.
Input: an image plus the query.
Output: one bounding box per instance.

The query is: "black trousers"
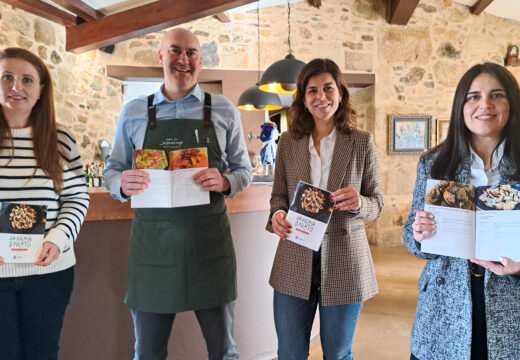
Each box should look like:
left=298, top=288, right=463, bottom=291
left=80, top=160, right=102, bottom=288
left=411, top=265, right=488, bottom=360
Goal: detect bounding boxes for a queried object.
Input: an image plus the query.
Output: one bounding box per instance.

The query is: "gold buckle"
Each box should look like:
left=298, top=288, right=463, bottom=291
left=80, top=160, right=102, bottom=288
left=471, top=264, right=484, bottom=277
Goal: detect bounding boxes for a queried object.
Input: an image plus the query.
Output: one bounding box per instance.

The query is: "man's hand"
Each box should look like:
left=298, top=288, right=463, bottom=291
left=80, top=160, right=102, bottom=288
left=193, top=168, right=230, bottom=193
left=121, top=170, right=151, bottom=197
left=0, top=256, right=4, bottom=265
left=34, top=242, right=60, bottom=266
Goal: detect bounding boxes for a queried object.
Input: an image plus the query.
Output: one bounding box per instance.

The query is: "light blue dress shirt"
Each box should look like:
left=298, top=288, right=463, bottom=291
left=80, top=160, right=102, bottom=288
left=105, top=84, right=252, bottom=201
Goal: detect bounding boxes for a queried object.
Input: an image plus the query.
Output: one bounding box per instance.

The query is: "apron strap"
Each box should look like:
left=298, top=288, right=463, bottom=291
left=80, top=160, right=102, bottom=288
left=204, top=92, right=212, bottom=128
left=147, top=94, right=157, bottom=130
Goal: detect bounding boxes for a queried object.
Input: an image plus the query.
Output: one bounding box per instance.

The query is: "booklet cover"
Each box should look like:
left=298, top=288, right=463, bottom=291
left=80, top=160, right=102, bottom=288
left=285, top=181, right=334, bottom=251
left=0, top=203, right=47, bottom=263
left=421, top=180, right=520, bottom=261
left=131, top=148, right=210, bottom=208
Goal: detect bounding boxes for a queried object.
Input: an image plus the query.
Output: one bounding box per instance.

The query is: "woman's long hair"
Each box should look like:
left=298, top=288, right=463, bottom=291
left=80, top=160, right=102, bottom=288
left=0, top=47, right=64, bottom=192
left=431, top=62, right=520, bottom=181
left=288, top=58, right=356, bottom=139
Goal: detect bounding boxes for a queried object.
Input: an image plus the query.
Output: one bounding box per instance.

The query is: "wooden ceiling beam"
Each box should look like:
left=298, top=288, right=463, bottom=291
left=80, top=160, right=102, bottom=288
left=387, top=0, right=419, bottom=25
left=66, top=0, right=256, bottom=54
left=0, top=0, right=77, bottom=26
left=214, top=11, right=231, bottom=23
left=470, top=0, right=493, bottom=15
left=48, top=0, right=103, bottom=21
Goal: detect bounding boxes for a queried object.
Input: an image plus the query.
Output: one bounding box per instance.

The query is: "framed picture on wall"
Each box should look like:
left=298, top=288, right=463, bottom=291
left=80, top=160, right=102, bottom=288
left=436, top=119, right=450, bottom=145
left=388, top=115, right=431, bottom=154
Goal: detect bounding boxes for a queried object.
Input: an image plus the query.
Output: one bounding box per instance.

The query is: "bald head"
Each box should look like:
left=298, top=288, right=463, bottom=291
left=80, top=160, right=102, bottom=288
left=159, top=28, right=203, bottom=100
left=160, top=28, right=200, bottom=52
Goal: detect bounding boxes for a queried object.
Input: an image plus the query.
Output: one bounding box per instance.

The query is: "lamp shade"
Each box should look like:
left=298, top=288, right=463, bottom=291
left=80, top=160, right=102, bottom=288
left=259, top=54, right=306, bottom=94
left=237, top=85, right=284, bottom=111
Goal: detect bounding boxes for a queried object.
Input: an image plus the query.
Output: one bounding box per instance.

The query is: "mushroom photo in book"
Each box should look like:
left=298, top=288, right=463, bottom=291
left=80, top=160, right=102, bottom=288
left=421, top=179, right=520, bottom=261
left=285, top=181, right=334, bottom=251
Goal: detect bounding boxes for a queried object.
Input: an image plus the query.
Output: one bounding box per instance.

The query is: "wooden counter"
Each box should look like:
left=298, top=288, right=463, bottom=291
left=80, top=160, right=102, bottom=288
left=85, top=185, right=272, bottom=221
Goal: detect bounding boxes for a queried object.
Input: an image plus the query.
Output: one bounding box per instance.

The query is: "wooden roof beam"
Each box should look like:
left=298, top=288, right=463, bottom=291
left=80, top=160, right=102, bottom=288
left=214, top=11, right=231, bottom=23
left=66, top=0, right=256, bottom=54
left=49, top=0, right=104, bottom=21
left=470, top=0, right=493, bottom=15
left=0, top=0, right=77, bottom=26
left=387, top=0, right=419, bottom=25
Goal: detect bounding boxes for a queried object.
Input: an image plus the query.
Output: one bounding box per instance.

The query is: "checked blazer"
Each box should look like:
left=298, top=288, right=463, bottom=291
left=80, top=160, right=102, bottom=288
left=266, top=128, right=384, bottom=306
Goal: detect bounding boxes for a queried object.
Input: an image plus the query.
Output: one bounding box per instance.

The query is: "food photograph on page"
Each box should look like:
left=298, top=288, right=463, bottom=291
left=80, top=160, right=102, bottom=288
left=289, top=182, right=334, bottom=224
left=133, top=149, right=169, bottom=170
left=169, top=148, right=208, bottom=170
left=425, top=180, right=476, bottom=211
left=0, top=203, right=47, bottom=235
left=477, top=185, right=520, bottom=211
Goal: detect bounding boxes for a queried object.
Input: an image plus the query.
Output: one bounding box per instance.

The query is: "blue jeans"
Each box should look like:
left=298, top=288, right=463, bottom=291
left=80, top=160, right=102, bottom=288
left=274, top=290, right=363, bottom=360
left=0, top=267, right=74, bottom=360
left=131, top=301, right=239, bottom=360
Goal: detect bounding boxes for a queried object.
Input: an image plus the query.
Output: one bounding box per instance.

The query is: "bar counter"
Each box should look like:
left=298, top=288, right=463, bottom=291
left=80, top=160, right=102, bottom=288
left=85, top=185, right=273, bottom=221
left=60, top=185, right=279, bottom=360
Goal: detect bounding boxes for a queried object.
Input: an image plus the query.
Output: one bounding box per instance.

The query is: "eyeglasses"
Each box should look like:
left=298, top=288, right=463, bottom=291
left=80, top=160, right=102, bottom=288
left=1, top=73, right=39, bottom=89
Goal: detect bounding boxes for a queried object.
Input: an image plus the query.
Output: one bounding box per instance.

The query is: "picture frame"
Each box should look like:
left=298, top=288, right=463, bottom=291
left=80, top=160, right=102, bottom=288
left=388, top=115, right=431, bottom=154
left=436, top=118, right=450, bottom=145
left=506, top=45, right=519, bottom=67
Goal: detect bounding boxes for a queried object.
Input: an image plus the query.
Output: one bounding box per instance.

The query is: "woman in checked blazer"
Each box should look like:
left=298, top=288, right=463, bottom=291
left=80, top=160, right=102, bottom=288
left=266, top=58, right=383, bottom=360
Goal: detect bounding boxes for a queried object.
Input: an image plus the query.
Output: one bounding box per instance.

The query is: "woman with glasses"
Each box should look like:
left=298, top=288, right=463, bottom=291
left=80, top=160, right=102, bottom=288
left=0, top=47, right=89, bottom=360
left=404, top=63, right=520, bottom=360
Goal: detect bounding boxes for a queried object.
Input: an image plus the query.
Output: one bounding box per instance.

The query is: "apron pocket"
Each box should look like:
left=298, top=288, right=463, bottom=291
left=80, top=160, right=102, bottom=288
left=131, top=220, right=176, bottom=266
left=191, top=212, right=233, bottom=262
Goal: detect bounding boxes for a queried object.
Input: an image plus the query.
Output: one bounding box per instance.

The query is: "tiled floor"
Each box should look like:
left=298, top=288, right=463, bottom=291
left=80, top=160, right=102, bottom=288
left=309, top=246, right=426, bottom=360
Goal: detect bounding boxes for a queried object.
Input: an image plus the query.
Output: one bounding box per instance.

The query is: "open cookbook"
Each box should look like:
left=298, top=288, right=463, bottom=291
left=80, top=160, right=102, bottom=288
left=285, top=181, right=334, bottom=251
left=131, top=148, right=210, bottom=208
left=0, top=203, right=47, bottom=263
left=421, top=179, right=520, bottom=261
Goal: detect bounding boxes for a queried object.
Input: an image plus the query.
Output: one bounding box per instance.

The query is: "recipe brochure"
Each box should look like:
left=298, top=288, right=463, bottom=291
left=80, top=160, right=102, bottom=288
left=421, top=179, right=520, bottom=261
left=131, top=148, right=210, bottom=208
left=0, top=203, right=47, bottom=263
left=285, top=181, right=334, bottom=251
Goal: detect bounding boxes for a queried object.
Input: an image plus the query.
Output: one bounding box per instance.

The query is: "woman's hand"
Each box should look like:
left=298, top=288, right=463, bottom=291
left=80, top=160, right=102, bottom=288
left=471, top=257, right=520, bottom=276
left=331, top=187, right=360, bottom=212
left=412, top=211, right=436, bottom=242
left=34, top=242, right=60, bottom=266
left=272, top=211, right=292, bottom=240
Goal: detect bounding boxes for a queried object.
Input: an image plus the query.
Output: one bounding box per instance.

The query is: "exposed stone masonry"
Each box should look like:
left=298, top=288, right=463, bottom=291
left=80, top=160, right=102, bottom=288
left=1, top=0, right=519, bottom=245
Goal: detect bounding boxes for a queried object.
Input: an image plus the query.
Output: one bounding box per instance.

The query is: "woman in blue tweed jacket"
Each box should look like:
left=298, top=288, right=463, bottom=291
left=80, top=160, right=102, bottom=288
left=404, top=63, right=520, bottom=360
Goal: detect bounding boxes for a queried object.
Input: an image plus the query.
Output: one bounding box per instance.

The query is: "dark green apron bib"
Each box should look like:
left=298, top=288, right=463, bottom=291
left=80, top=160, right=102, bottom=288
left=125, top=92, right=237, bottom=313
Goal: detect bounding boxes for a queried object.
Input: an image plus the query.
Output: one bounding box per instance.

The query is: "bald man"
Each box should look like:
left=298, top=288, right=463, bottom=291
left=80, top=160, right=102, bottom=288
left=105, top=28, right=251, bottom=360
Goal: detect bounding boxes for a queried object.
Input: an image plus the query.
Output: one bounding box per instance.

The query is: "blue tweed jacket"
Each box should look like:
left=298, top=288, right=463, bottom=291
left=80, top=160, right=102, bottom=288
left=403, top=150, right=520, bottom=360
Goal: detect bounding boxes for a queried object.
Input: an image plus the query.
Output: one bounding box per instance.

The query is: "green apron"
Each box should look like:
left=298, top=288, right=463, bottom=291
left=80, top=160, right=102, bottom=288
left=125, top=92, right=237, bottom=313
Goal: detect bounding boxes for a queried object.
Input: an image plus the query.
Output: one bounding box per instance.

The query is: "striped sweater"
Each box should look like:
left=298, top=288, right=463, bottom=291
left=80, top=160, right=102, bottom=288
left=0, top=126, right=89, bottom=277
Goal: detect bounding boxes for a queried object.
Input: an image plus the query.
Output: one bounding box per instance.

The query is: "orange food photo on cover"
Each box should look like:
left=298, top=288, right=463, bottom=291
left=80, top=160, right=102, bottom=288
left=133, top=150, right=168, bottom=170
left=170, top=148, right=208, bottom=170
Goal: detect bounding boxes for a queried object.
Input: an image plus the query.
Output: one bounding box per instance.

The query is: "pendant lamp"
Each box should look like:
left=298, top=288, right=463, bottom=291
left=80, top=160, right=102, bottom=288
left=258, top=0, right=305, bottom=94
left=237, top=1, right=283, bottom=111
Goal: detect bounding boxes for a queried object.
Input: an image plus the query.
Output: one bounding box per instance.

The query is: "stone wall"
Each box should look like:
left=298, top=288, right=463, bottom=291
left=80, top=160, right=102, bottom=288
left=0, top=4, right=123, bottom=161
left=2, top=0, right=520, bottom=246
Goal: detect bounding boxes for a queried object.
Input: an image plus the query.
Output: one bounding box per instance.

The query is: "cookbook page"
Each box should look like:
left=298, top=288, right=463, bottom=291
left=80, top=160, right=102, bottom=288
left=170, top=148, right=210, bottom=208
left=0, top=203, right=46, bottom=263
left=475, top=185, right=520, bottom=261
left=131, top=149, right=172, bottom=208
left=285, top=181, right=334, bottom=251
left=421, top=179, right=477, bottom=259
